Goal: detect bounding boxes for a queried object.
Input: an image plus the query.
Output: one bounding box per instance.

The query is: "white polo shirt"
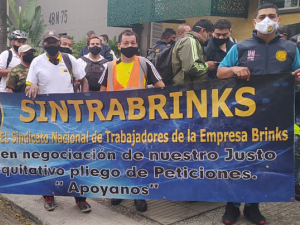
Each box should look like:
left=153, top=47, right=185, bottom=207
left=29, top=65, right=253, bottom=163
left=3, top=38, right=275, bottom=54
left=26, top=53, right=86, bottom=94
left=0, top=48, right=21, bottom=92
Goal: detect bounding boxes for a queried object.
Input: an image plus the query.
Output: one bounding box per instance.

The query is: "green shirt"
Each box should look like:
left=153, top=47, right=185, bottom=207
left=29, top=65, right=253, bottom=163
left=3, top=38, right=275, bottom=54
left=6, top=64, right=29, bottom=92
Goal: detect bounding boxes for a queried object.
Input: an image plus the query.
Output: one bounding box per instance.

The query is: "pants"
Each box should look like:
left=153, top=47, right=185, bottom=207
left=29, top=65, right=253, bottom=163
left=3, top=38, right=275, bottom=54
left=43, top=196, right=86, bottom=202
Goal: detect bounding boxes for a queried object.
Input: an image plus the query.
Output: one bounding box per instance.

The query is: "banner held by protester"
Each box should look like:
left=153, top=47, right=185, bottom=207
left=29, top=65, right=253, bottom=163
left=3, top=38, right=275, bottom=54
left=0, top=73, right=295, bottom=202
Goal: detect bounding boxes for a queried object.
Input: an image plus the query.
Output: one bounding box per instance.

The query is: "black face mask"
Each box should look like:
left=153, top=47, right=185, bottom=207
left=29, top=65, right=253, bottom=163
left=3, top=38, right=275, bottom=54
left=213, top=37, right=228, bottom=46
left=89, top=46, right=102, bottom=55
left=121, top=47, right=138, bottom=58
left=169, top=40, right=176, bottom=45
left=44, top=46, right=59, bottom=57
left=22, top=53, right=35, bottom=64
left=13, top=45, right=20, bottom=52
left=59, top=47, right=73, bottom=55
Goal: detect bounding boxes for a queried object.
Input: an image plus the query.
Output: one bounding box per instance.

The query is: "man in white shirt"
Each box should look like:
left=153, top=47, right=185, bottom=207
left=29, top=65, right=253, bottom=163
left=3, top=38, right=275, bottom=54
left=78, top=37, right=108, bottom=91
left=25, top=30, right=90, bottom=213
left=0, top=30, right=27, bottom=92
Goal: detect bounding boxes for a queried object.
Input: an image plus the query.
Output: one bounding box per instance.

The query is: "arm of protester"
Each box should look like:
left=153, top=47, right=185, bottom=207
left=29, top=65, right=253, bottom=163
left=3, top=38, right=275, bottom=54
left=206, top=61, right=217, bottom=71
left=0, top=69, right=11, bottom=77
left=179, top=38, right=208, bottom=77
left=25, top=83, right=40, bottom=99
left=69, top=54, right=89, bottom=92
left=5, top=69, right=16, bottom=92
left=100, top=86, right=107, bottom=91
left=291, top=48, right=300, bottom=81
left=153, top=80, right=165, bottom=88
left=5, top=88, right=13, bottom=92
left=0, top=50, right=11, bottom=77
left=217, top=45, right=251, bottom=81
left=79, top=77, right=89, bottom=92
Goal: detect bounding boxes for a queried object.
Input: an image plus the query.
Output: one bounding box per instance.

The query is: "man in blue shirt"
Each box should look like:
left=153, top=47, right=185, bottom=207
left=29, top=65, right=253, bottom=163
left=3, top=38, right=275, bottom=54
left=218, top=3, right=300, bottom=225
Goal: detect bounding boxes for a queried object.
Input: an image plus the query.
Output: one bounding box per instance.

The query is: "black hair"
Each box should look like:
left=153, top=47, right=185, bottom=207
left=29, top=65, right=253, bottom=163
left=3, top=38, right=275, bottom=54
left=87, top=30, right=96, bottom=37
left=100, top=34, right=109, bottom=42
left=214, top=19, right=231, bottom=30
left=255, top=3, right=279, bottom=18
left=192, top=19, right=214, bottom=33
left=118, top=30, right=138, bottom=43
left=161, top=28, right=176, bottom=39
left=60, top=35, right=73, bottom=41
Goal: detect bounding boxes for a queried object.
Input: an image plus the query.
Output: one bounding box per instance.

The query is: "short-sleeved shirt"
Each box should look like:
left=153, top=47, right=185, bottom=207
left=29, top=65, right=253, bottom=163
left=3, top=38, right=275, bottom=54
left=26, top=52, right=86, bottom=94
left=99, top=57, right=162, bottom=88
left=0, top=48, right=21, bottom=92
left=6, top=64, right=29, bottom=92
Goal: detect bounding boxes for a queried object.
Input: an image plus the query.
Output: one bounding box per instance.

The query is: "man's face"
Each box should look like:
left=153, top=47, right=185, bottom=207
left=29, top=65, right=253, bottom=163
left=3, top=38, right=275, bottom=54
left=99, top=36, right=107, bottom=45
left=11, top=38, right=26, bottom=47
left=253, top=8, right=280, bottom=26
left=42, top=37, right=60, bottom=48
left=86, top=34, right=96, bottom=43
left=60, top=37, right=73, bottom=50
left=88, top=38, right=101, bottom=49
left=166, top=34, right=176, bottom=44
left=118, top=35, right=138, bottom=50
left=213, top=29, right=230, bottom=39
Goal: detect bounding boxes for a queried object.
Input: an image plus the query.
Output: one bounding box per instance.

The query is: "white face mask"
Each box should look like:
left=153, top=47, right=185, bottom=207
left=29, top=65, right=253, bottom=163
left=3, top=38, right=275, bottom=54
left=255, top=17, right=278, bottom=34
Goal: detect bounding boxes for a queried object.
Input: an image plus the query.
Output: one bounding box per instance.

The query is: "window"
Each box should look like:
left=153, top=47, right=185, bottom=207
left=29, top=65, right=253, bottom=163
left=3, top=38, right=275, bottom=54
left=260, top=0, right=300, bottom=12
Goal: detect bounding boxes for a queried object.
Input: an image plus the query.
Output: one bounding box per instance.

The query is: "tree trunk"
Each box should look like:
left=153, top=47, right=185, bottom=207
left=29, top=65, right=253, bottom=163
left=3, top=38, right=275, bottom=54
left=0, top=0, right=8, bottom=53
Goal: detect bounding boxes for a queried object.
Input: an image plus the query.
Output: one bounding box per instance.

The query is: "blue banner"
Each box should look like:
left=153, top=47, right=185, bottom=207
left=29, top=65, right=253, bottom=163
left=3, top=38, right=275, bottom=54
left=0, top=74, right=295, bottom=202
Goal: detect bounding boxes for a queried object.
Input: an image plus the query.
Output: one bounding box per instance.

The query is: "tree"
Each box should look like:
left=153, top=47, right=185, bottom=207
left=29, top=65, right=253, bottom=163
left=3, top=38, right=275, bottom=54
left=7, top=0, right=47, bottom=47
left=0, top=0, right=7, bottom=52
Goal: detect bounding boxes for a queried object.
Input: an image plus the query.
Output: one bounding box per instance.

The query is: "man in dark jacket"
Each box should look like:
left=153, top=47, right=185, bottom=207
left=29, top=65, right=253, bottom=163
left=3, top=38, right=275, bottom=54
left=78, top=30, right=113, bottom=61
left=150, top=28, right=176, bottom=55
left=218, top=3, right=300, bottom=225
left=205, top=19, right=235, bottom=79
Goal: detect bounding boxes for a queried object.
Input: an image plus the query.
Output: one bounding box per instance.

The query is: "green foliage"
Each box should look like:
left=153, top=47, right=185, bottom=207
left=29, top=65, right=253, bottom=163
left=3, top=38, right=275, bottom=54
left=7, top=0, right=48, bottom=47
left=108, top=36, right=121, bottom=58
left=73, top=37, right=86, bottom=58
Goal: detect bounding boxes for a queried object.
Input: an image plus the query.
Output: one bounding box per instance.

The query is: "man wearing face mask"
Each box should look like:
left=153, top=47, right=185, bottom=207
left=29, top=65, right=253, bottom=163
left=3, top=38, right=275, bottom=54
left=0, top=30, right=27, bottom=92
left=59, top=35, right=73, bottom=54
left=78, top=30, right=113, bottom=61
left=99, top=30, right=165, bottom=212
left=148, top=28, right=176, bottom=58
left=25, top=30, right=90, bottom=212
left=6, top=44, right=35, bottom=92
left=172, top=19, right=215, bottom=85
left=218, top=3, right=300, bottom=225
left=205, top=19, right=235, bottom=79
left=78, top=37, right=108, bottom=91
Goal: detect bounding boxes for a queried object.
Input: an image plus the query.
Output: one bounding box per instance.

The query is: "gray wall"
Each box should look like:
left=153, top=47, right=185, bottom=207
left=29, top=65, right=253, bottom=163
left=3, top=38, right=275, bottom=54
left=14, top=0, right=127, bottom=42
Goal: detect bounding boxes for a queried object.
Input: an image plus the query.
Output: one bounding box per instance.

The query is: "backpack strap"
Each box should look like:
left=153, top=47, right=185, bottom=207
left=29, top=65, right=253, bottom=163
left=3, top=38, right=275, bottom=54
left=6, top=50, right=12, bottom=69
left=61, top=53, right=76, bottom=91
left=81, top=56, right=92, bottom=64
left=138, top=56, right=148, bottom=77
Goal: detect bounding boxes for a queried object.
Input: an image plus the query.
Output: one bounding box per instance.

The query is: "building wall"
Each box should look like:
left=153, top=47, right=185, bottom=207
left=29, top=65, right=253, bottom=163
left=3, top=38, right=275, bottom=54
left=163, top=0, right=300, bottom=42
left=14, top=0, right=127, bottom=42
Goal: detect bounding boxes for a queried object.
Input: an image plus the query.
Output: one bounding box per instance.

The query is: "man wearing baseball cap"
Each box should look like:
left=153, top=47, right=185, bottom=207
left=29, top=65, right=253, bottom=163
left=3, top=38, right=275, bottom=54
left=25, top=30, right=90, bottom=212
left=6, top=44, right=35, bottom=92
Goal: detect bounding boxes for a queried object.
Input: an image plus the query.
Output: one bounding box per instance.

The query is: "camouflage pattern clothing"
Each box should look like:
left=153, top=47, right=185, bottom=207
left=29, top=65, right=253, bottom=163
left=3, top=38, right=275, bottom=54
left=6, top=64, right=29, bottom=92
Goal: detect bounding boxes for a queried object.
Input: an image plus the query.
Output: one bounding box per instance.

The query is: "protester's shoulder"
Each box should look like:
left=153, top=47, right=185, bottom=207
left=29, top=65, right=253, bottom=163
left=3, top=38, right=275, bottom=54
left=31, top=53, right=46, bottom=65
left=0, top=49, right=10, bottom=60
left=10, top=64, right=28, bottom=74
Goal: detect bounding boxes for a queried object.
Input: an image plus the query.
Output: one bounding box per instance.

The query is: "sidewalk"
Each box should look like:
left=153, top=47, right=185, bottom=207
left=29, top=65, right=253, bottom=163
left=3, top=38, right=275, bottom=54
left=2, top=194, right=300, bottom=225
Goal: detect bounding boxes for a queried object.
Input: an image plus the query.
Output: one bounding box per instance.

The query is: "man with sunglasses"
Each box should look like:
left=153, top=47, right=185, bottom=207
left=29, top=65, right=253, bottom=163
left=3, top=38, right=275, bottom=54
left=205, top=19, right=236, bottom=79
left=6, top=44, right=35, bottom=92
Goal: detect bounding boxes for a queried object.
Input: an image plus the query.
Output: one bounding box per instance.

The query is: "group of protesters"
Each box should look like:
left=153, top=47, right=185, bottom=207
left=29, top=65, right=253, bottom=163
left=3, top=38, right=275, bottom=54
left=1, top=2, right=300, bottom=225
